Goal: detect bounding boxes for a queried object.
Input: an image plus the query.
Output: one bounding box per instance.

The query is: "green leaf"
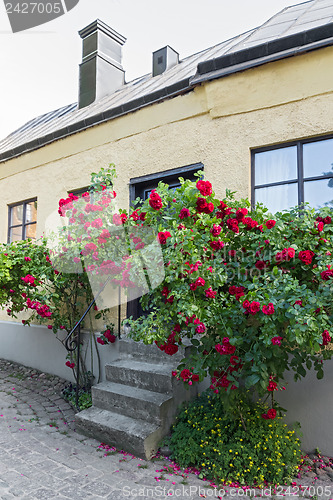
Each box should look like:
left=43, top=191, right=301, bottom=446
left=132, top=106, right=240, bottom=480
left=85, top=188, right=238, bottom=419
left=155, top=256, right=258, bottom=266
left=191, top=339, right=200, bottom=347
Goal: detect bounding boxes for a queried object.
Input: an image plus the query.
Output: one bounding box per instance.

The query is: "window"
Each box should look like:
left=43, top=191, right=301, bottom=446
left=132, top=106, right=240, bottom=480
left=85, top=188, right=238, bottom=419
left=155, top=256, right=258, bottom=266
left=128, top=163, right=203, bottom=320
left=252, top=136, right=333, bottom=212
left=8, top=198, right=37, bottom=243
left=129, top=163, right=203, bottom=206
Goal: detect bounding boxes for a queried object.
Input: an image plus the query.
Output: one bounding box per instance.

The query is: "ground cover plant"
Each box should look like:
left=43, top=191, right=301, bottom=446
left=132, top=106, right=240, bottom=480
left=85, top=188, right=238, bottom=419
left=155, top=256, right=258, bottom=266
left=167, top=389, right=302, bottom=486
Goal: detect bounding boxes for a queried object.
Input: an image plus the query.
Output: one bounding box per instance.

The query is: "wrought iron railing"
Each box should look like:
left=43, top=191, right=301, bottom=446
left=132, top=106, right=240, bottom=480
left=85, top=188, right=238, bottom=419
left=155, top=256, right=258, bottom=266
left=63, top=276, right=121, bottom=410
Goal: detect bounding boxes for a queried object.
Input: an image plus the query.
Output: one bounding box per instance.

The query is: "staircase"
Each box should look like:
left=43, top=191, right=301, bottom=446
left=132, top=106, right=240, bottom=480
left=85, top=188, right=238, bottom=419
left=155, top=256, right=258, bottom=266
left=75, top=338, right=197, bottom=459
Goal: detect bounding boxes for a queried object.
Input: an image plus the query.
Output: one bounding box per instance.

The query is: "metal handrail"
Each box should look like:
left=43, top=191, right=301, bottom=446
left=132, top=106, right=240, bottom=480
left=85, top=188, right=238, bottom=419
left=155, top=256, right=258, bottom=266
left=63, top=275, right=115, bottom=409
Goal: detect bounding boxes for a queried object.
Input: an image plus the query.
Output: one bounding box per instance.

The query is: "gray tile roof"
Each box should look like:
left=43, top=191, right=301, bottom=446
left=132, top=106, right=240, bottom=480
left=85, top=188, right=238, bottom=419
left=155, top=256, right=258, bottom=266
left=1, top=0, right=333, bottom=162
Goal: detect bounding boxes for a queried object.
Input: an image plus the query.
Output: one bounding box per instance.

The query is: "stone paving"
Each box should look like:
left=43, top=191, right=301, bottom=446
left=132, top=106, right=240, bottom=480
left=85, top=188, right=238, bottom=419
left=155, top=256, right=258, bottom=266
left=0, top=359, right=332, bottom=500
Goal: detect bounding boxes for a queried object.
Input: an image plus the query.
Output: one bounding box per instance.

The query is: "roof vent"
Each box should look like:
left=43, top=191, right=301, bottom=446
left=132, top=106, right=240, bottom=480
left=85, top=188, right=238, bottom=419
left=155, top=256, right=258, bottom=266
left=152, top=46, right=179, bottom=77
left=78, top=19, right=126, bottom=109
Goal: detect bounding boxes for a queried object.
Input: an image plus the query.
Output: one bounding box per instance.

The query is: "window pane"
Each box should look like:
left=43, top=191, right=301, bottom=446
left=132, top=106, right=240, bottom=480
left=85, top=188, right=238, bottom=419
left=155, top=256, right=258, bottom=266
left=25, top=201, right=37, bottom=224
left=25, top=223, right=37, bottom=240
left=9, top=226, right=22, bottom=242
left=303, top=138, right=333, bottom=179
left=10, top=205, right=23, bottom=226
left=304, top=179, right=333, bottom=209
left=255, top=146, right=297, bottom=185
left=255, top=183, right=298, bottom=213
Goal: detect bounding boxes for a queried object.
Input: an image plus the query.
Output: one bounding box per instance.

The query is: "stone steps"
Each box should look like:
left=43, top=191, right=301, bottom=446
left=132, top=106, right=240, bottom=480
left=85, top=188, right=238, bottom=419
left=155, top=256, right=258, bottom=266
left=75, top=338, right=197, bottom=459
left=105, top=359, right=174, bottom=394
left=75, top=406, right=162, bottom=459
left=92, top=381, right=173, bottom=424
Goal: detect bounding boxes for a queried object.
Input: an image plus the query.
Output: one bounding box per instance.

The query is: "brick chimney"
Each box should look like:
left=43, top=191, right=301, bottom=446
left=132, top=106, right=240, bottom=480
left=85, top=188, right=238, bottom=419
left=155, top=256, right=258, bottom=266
left=78, top=19, right=126, bottom=109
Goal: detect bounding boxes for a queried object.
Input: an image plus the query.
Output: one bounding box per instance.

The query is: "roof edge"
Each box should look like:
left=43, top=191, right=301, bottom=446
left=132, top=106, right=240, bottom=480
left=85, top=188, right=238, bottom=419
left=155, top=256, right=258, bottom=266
left=0, top=78, right=193, bottom=163
left=192, top=21, right=333, bottom=82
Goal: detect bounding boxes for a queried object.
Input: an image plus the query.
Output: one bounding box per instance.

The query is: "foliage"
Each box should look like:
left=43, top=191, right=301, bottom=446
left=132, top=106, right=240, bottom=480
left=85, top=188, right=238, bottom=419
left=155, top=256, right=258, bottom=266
left=0, top=165, right=119, bottom=385
left=123, top=173, right=333, bottom=413
left=62, top=383, right=92, bottom=411
left=167, top=390, right=302, bottom=486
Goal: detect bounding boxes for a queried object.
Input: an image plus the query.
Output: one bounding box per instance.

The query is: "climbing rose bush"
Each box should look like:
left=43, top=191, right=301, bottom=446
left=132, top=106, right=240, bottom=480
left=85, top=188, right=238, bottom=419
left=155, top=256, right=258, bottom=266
left=123, top=173, right=333, bottom=413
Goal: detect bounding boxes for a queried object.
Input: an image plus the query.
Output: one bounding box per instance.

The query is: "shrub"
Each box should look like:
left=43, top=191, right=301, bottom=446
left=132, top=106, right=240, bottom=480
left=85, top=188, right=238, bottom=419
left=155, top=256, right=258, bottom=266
left=168, top=390, right=302, bottom=486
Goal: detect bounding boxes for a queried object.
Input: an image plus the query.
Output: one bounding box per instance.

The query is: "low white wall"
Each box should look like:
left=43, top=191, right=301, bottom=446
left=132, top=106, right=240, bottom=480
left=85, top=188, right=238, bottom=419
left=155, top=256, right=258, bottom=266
left=276, top=359, right=333, bottom=455
left=0, top=321, right=119, bottom=384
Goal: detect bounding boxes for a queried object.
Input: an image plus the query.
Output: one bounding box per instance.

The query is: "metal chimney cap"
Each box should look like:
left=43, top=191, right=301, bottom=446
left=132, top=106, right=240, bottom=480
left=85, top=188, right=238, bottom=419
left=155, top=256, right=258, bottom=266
left=79, top=19, right=126, bottom=46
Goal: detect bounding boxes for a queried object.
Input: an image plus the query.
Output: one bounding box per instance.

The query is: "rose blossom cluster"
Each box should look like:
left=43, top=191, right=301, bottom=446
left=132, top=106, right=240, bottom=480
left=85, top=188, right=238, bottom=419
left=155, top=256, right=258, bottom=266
left=185, top=314, right=206, bottom=334
left=26, top=298, right=52, bottom=319
left=321, top=330, right=332, bottom=346
left=149, top=190, right=163, bottom=210
left=261, top=408, right=277, bottom=420
left=21, top=274, right=37, bottom=286
left=155, top=324, right=181, bottom=356
left=209, top=360, right=241, bottom=393
left=242, top=300, right=275, bottom=316
left=58, top=192, right=79, bottom=216
left=215, top=337, right=236, bottom=355
left=275, top=247, right=295, bottom=262
left=228, top=285, right=245, bottom=301
left=97, top=328, right=117, bottom=345
left=172, top=368, right=199, bottom=385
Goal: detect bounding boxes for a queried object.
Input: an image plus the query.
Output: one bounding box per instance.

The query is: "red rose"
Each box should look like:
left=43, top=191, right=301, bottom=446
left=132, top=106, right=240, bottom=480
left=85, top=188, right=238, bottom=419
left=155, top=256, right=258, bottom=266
left=321, top=330, right=331, bottom=346
left=180, top=369, right=192, bottom=381
left=321, top=266, right=333, bottom=280
left=230, top=355, right=239, bottom=365
left=97, top=337, right=105, bottom=345
left=249, top=301, right=260, bottom=315
left=164, top=344, right=178, bottom=355
left=205, top=202, right=214, bottom=214
left=91, top=218, right=103, bottom=229
left=196, top=180, right=212, bottom=197
left=149, top=190, right=163, bottom=210
left=192, top=374, right=199, bottom=382
left=195, top=277, right=205, bottom=287
left=298, top=250, right=314, bottom=265
left=179, top=208, right=190, bottom=219
left=205, top=287, right=217, bottom=298
left=262, top=303, right=275, bottom=315
left=158, top=231, right=172, bottom=245
left=271, top=336, right=283, bottom=346
left=209, top=240, right=224, bottom=251
left=210, top=224, right=222, bottom=237
left=267, top=381, right=277, bottom=391
left=235, top=208, right=248, bottom=221
left=104, top=331, right=116, bottom=343
left=255, top=260, right=266, bottom=270
left=196, top=198, right=208, bottom=213
left=267, top=408, right=277, bottom=419
left=265, top=220, right=276, bottom=229
left=82, top=243, right=97, bottom=256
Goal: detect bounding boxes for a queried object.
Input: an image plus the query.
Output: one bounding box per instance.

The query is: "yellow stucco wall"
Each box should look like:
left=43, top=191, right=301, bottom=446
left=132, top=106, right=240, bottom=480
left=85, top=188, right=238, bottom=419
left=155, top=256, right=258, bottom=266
left=1, top=45, right=333, bottom=245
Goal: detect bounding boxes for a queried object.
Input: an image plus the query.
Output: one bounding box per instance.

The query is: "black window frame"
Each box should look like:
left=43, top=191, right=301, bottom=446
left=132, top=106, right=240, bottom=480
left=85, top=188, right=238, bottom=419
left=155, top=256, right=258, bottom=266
left=8, top=198, right=37, bottom=243
left=251, top=134, right=333, bottom=210
left=127, top=162, right=204, bottom=320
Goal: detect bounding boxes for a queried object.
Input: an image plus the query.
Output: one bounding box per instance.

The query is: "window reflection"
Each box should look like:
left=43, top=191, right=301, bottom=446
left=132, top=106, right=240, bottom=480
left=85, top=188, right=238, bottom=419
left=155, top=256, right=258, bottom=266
left=303, top=138, right=333, bottom=179
left=304, top=179, right=333, bottom=209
